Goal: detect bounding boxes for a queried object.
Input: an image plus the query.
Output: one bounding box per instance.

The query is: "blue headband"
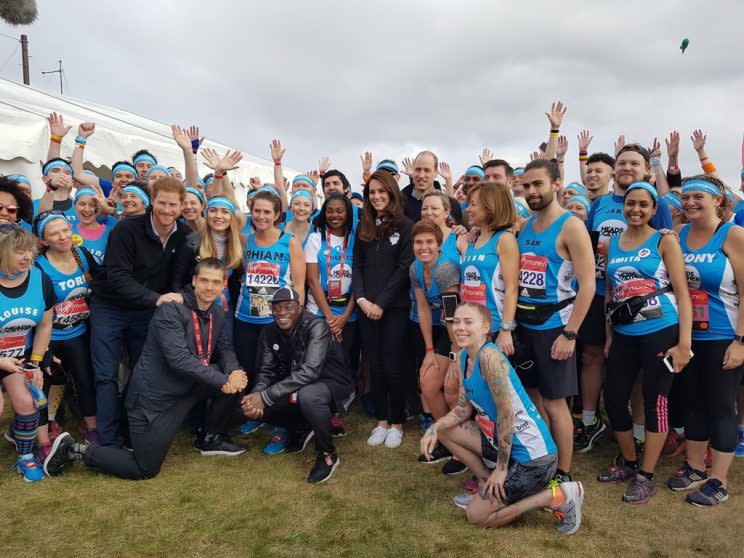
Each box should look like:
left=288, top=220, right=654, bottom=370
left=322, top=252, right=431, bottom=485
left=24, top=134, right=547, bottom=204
left=146, top=165, right=171, bottom=181
left=513, top=200, right=530, bottom=218
left=112, top=163, right=137, bottom=180
left=197, top=177, right=205, bottom=188
left=206, top=196, right=237, bottom=216
left=376, top=161, right=399, bottom=174
left=566, top=195, right=591, bottom=212
left=741, top=168, right=744, bottom=179
left=351, top=192, right=363, bottom=202
left=83, top=170, right=96, bottom=176
left=291, top=190, right=314, bottom=208
left=465, top=166, right=485, bottom=179
left=122, top=185, right=150, bottom=207
left=292, top=174, right=316, bottom=190
left=258, top=184, right=281, bottom=199
left=185, top=187, right=205, bottom=205
left=625, top=181, right=658, bottom=202
left=725, top=190, right=734, bottom=203
left=37, top=213, right=68, bottom=238
left=74, top=187, right=97, bottom=203
left=167, top=167, right=179, bottom=173
left=133, top=153, right=157, bottom=167
left=663, top=194, right=683, bottom=212
left=42, top=160, right=73, bottom=177
left=513, top=168, right=525, bottom=176
left=565, top=182, right=587, bottom=196
left=247, top=189, right=258, bottom=200
left=681, top=179, right=721, bottom=197
left=7, top=174, right=31, bottom=187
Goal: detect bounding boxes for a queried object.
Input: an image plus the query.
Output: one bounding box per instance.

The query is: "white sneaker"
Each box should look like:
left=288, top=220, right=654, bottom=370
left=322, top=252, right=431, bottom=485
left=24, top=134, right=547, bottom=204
left=384, top=428, right=404, bottom=448
left=367, top=426, right=389, bottom=446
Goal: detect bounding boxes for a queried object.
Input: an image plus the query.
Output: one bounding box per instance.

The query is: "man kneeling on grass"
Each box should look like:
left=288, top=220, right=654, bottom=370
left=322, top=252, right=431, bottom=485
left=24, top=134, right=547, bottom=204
left=44, top=259, right=248, bottom=479
left=241, top=288, right=354, bottom=484
left=420, top=302, right=585, bottom=534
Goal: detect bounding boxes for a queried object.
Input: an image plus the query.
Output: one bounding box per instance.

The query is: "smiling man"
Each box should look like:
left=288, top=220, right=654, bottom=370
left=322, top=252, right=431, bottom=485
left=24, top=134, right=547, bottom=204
left=89, top=176, right=190, bottom=448
left=241, top=288, right=354, bottom=484
left=401, top=151, right=464, bottom=225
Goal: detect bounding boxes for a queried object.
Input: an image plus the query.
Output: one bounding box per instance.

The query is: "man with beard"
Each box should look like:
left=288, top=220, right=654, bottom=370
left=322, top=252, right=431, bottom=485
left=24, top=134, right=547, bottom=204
left=516, top=159, right=595, bottom=483
left=584, top=153, right=615, bottom=201
left=575, top=145, right=672, bottom=454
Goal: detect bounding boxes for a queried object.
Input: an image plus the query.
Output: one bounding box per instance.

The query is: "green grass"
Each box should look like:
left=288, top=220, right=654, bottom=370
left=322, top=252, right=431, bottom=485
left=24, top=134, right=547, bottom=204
left=1, top=408, right=743, bottom=558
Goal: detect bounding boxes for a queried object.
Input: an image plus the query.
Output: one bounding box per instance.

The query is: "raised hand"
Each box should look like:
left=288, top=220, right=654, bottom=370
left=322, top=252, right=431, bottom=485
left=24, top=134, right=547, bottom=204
left=649, top=137, right=661, bottom=158
left=188, top=125, right=204, bottom=148
left=77, top=122, right=96, bottom=139
left=48, top=112, right=72, bottom=137
left=200, top=147, right=220, bottom=170
left=270, top=139, right=285, bottom=164
left=614, top=134, right=626, bottom=156
left=249, top=176, right=262, bottom=190
left=220, top=150, right=243, bottom=172
left=666, top=131, right=680, bottom=163
left=319, top=156, right=331, bottom=175
left=691, top=129, right=707, bottom=152
left=545, top=101, right=567, bottom=129
left=557, top=135, right=569, bottom=159
left=438, top=162, right=452, bottom=182
left=171, top=124, right=192, bottom=151
left=479, top=147, right=493, bottom=166
left=307, top=170, right=320, bottom=184
left=529, top=150, right=543, bottom=162
left=361, top=151, right=373, bottom=173
left=578, top=130, right=593, bottom=152
left=401, top=157, right=414, bottom=177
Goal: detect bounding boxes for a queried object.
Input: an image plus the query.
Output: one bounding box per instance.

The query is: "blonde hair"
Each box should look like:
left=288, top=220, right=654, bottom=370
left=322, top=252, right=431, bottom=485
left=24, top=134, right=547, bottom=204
left=0, top=227, right=38, bottom=275
left=467, top=182, right=516, bottom=232
left=200, top=210, right=244, bottom=270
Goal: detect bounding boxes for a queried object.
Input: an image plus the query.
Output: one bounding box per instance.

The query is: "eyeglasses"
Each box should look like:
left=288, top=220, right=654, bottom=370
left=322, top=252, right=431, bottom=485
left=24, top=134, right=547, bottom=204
left=0, top=222, right=23, bottom=233
left=35, top=210, right=65, bottom=221
left=0, top=203, right=18, bottom=215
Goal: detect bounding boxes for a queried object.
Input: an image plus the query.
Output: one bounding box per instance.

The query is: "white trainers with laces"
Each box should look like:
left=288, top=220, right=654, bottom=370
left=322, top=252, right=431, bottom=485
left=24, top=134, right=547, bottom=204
left=367, top=426, right=390, bottom=446
left=384, top=427, right=404, bottom=449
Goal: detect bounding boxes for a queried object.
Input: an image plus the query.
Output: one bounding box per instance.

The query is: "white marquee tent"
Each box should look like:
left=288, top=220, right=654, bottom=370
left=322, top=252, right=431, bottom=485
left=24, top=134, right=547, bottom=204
left=0, top=77, right=298, bottom=206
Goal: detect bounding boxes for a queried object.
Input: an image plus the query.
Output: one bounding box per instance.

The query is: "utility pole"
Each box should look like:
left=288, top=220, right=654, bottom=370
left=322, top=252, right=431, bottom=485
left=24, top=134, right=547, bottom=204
left=41, top=60, right=63, bottom=94
left=20, top=35, right=29, bottom=85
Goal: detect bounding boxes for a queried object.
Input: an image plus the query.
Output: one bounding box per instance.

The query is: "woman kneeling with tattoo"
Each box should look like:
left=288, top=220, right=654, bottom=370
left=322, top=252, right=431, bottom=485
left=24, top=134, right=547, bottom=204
left=420, top=302, right=585, bottom=534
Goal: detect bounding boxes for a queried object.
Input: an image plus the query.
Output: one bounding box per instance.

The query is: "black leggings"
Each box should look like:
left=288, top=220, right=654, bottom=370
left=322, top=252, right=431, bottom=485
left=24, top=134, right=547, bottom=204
left=605, top=325, right=678, bottom=434
left=681, top=339, right=744, bottom=453
left=359, top=309, right=409, bottom=424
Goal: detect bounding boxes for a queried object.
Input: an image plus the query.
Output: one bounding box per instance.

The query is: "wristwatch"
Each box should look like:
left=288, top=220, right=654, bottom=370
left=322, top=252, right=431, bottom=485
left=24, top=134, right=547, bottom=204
left=449, top=351, right=458, bottom=362
left=734, top=335, right=744, bottom=344
left=500, top=321, right=516, bottom=332
left=560, top=329, right=578, bottom=341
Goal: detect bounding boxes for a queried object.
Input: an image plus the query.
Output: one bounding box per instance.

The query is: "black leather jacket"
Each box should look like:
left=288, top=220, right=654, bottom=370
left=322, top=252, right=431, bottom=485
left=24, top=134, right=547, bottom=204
left=253, top=311, right=354, bottom=408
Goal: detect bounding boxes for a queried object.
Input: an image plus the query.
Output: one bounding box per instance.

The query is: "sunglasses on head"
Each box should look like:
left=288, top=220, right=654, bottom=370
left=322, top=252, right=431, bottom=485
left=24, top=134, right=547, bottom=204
left=35, top=210, right=65, bottom=221
left=0, top=202, right=18, bottom=215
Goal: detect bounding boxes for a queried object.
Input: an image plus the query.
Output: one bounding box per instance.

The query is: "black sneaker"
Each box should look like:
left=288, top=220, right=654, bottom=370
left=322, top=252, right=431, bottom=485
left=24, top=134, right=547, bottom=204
left=308, top=451, right=340, bottom=484
left=418, top=442, right=451, bottom=465
left=441, top=458, right=468, bottom=476
left=574, top=418, right=608, bottom=453
left=43, top=432, right=75, bottom=476
left=192, top=428, right=206, bottom=451
left=200, top=433, right=247, bottom=456
left=287, top=429, right=315, bottom=453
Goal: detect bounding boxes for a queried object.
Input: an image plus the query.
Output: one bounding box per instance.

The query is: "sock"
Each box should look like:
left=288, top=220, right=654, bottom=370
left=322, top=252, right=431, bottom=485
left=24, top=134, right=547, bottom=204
left=624, top=459, right=639, bottom=469
left=582, top=410, right=597, bottom=427
left=549, top=484, right=566, bottom=509
left=674, top=427, right=685, bottom=435
left=638, top=469, right=654, bottom=481
left=70, top=442, right=89, bottom=461
left=556, top=468, right=570, bottom=478
left=12, top=411, right=40, bottom=456
left=633, top=423, right=645, bottom=441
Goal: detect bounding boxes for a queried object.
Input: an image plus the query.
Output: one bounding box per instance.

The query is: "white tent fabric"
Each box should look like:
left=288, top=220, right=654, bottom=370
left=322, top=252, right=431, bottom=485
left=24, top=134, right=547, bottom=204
left=0, top=77, right=298, bottom=205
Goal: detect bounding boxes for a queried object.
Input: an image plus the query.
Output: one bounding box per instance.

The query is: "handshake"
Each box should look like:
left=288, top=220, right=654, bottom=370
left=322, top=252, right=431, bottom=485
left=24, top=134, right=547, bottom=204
left=221, top=369, right=248, bottom=394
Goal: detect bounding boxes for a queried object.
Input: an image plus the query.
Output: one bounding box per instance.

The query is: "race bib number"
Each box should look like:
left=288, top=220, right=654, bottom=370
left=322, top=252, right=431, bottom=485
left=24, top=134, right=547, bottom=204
left=0, top=333, right=28, bottom=358
left=53, top=297, right=90, bottom=328
left=690, top=289, right=710, bottom=331
left=245, top=261, right=280, bottom=287
left=519, top=255, right=547, bottom=298
left=475, top=412, right=495, bottom=446
left=328, top=279, right=342, bottom=299
left=595, top=252, right=606, bottom=280
left=461, top=264, right=487, bottom=305
left=614, top=279, right=662, bottom=321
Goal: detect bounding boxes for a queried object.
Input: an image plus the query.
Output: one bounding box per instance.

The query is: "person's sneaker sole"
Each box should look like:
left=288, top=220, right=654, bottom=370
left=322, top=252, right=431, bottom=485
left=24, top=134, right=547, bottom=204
left=577, top=422, right=607, bottom=454
left=289, top=431, right=315, bottom=454
left=43, top=432, right=72, bottom=476
left=556, top=481, right=584, bottom=535
left=200, top=448, right=246, bottom=457
left=420, top=455, right=451, bottom=465
left=622, top=491, right=655, bottom=505
left=238, top=423, right=265, bottom=435
left=311, top=457, right=340, bottom=484
left=4, top=431, right=16, bottom=448
left=687, top=492, right=729, bottom=507
left=668, top=477, right=708, bottom=492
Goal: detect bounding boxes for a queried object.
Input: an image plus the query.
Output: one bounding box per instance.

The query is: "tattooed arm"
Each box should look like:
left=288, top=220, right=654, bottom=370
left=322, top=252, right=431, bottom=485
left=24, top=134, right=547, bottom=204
left=479, top=346, right=514, bottom=503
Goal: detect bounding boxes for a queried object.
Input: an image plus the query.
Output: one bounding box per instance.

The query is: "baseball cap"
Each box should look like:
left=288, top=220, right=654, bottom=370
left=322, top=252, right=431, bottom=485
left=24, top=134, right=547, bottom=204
left=271, top=287, right=301, bottom=304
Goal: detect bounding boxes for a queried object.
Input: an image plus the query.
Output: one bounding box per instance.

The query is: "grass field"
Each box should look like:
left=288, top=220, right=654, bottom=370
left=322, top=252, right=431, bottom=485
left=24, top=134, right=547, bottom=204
left=1, top=406, right=743, bottom=558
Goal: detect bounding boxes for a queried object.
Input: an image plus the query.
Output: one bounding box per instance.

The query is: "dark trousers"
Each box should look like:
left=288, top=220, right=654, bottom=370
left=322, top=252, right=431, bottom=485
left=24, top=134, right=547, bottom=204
left=90, top=297, right=154, bottom=447
left=359, top=308, right=409, bottom=424
left=262, top=382, right=335, bottom=453
left=83, top=388, right=236, bottom=480
left=233, top=320, right=267, bottom=387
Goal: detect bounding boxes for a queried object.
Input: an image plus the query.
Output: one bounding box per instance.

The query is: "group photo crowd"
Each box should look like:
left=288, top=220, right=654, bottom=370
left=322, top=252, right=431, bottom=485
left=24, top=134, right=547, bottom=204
left=2, top=99, right=744, bottom=538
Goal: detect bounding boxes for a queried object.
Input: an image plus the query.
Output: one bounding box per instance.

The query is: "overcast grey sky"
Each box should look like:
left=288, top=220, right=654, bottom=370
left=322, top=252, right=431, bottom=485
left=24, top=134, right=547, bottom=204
left=2, top=0, right=743, bottom=189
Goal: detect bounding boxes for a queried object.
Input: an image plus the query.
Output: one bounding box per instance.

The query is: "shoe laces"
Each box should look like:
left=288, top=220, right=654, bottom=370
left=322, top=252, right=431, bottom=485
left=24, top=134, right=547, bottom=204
left=552, top=510, right=567, bottom=522
left=270, top=433, right=285, bottom=443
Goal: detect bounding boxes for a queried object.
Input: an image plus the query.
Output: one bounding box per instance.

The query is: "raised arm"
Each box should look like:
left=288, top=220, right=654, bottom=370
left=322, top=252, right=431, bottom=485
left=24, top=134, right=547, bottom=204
left=544, top=101, right=567, bottom=161
left=665, top=131, right=681, bottom=188
left=46, top=112, right=72, bottom=161
left=70, top=122, right=100, bottom=187
left=577, top=130, right=592, bottom=186
left=649, top=137, right=670, bottom=196
left=556, top=135, right=568, bottom=182
left=270, top=139, right=288, bottom=210
left=691, top=129, right=718, bottom=177
left=438, top=162, right=453, bottom=196
left=171, top=124, right=199, bottom=187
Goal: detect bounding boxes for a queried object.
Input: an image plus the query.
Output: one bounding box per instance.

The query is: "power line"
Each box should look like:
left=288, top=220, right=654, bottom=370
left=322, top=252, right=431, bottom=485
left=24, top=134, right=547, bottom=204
left=0, top=43, right=20, bottom=74
left=0, top=31, right=20, bottom=42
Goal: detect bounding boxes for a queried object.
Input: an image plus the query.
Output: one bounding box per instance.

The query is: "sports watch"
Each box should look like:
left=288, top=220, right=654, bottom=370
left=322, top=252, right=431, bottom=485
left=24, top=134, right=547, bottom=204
left=500, top=321, right=517, bottom=332
left=560, top=329, right=578, bottom=341
left=449, top=351, right=458, bottom=362
left=734, top=335, right=744, bottom=344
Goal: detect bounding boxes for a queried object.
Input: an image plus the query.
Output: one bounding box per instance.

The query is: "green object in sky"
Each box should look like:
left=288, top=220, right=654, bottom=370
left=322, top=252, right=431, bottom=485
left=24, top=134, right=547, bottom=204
left=680, top=38, right=690, bottom=53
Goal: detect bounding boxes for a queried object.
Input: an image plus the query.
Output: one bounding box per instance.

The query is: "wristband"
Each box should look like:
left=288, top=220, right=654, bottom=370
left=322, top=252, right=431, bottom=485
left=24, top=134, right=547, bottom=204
left=74, top=136, right=87, bottom=145
left=550, top=132, right=559, bottom=138
left=702, top=162, right=717, bottom=174
left=550, top=129, right=559, bottom=134
left=30, top=354, right=43, bottom=362
left=668, top=165, right=679, bottom=172
left=274, top=162, right=282, bottom=167
left=557, top=159, right=564, bottom=164
left=699, top=156, right=709, bottom=162
left=425, top=347, right=435, bottom=353
left=579, top=154, right=588, bottom=162
left=50, top=135, right=62, bottom=144
left=213, top=173, right=224, bottom=180
left=191, top=138, right=200, bottom=153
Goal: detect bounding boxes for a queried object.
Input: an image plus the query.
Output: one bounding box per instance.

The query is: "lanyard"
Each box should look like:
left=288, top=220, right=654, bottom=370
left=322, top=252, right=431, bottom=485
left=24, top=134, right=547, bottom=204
left=192, top=310, right=213, bottom=365
left=326, top=230, right=347, bottom=285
